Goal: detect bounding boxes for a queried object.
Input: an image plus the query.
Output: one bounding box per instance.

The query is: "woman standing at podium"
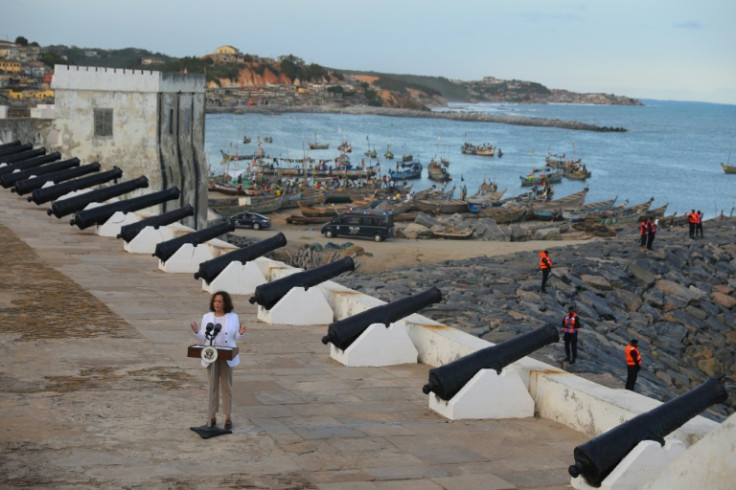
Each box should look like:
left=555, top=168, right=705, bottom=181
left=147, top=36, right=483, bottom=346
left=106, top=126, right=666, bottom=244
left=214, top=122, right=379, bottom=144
left=190, top=290, right=246, bottom=430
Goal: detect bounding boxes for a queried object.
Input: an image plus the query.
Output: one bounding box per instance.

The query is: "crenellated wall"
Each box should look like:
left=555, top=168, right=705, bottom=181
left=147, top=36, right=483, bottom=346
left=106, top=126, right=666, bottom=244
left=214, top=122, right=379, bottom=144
left=51, top=65, right=207, bottom=228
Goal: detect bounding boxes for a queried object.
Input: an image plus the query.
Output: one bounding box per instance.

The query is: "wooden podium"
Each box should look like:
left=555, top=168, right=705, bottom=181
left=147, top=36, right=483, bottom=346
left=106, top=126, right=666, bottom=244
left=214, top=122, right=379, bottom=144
left=187, top=345, right=239, bottom=361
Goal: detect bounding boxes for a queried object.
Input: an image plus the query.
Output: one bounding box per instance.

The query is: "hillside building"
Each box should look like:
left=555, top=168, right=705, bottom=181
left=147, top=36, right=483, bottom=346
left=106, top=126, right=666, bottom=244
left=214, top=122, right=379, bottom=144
left=51, top=65, right=208, bottom=228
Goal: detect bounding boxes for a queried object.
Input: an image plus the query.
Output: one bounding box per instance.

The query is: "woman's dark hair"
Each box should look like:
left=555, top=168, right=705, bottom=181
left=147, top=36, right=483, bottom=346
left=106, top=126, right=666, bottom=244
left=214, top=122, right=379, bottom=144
left=210, top=291, right=234, bottom=313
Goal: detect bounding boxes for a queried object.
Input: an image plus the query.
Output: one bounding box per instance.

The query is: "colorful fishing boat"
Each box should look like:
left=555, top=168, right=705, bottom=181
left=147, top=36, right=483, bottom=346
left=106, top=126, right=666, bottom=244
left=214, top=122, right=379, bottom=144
left=427, top=159, right=452, bottom=182
left=390, top=160, right=422, bottom=180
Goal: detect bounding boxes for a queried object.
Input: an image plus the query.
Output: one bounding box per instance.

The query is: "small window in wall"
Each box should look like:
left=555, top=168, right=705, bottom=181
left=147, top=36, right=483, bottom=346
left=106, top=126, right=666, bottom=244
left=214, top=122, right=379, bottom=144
left=169, top=108, right=174, bottom=135
left=94, top=108, right=113, bottom=137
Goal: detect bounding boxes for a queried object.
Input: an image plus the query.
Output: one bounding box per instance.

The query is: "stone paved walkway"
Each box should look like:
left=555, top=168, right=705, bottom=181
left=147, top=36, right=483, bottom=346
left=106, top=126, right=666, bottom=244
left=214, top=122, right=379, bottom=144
left=0, top=190, right=586, bottom=489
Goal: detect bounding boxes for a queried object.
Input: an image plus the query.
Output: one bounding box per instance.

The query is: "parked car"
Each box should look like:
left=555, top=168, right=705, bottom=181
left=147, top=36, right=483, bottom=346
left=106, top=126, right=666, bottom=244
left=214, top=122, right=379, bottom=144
left=229, top=211, right=271, bottom=230
left=321, top=209, right=394, bottom=242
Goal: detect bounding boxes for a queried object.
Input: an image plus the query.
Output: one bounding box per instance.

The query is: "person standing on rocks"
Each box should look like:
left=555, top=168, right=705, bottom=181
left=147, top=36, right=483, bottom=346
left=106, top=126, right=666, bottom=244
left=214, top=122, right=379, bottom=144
left=561, top=306, right=580, bottom=364
left=639, top=218, right=648, bottom=251
left=539, top=250, right=552, bottom=293
left=646, top=217, right=656, bottom=250
left=696, top=210, right=704, bottom=238
left=688, top=209, right=697, bottom=239
left=625, top=339, right=642, bottom=391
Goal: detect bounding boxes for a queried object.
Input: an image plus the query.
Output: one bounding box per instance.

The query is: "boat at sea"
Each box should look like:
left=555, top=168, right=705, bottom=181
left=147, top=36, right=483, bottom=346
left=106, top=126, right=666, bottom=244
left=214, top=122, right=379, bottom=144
left=390, top=160, right=422, bottom=180
left=721, top=162, right=736, bottom=174
left=337, top=140, right=352, bottom=153
left=308, top=133, right=329, bottom=150
left=384, top=145, right=394, bottom=159
left=519, top=170, right=563, bottom=187
left=427, top=159, right=452, bottom=182
left=461, top=142, right=496, bottom=157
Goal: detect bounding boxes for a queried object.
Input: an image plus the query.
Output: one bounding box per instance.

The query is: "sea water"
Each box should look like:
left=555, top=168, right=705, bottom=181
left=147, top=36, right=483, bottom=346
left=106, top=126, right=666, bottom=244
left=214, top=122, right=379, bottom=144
left=204, top=100, right=736, bottom=219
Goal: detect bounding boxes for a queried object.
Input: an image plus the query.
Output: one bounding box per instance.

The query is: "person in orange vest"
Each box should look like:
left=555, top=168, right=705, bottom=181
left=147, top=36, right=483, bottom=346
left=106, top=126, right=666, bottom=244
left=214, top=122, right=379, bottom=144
left=695, top=210, right=704, bottom=238
left=561, top=306, right=580, bottom=364
left=688, top=209, right=697, bottom=239
left=646, top=218, right=656, bottom=250
left=625, top=339, right=642, bottom=391
left=639, top=217, right=648, bottom=250
left=539, top=250, right=552, bottom=293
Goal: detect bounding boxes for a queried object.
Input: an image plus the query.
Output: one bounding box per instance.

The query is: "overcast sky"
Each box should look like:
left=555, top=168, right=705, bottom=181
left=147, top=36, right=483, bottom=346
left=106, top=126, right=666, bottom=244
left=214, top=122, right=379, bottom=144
left=2, top=0, right=734, bottom=105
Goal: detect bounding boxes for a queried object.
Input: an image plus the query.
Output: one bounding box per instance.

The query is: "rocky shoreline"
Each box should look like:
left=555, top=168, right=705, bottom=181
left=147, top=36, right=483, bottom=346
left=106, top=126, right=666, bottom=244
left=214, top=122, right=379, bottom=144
left=335, top=219, right=736, bottom=421
left=206, top=104, right=628, bottom=132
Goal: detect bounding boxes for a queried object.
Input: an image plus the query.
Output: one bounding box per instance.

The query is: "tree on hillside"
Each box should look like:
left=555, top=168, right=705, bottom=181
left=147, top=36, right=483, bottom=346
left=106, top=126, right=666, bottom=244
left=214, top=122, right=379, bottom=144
left=15, top=36, right=29, bottom=46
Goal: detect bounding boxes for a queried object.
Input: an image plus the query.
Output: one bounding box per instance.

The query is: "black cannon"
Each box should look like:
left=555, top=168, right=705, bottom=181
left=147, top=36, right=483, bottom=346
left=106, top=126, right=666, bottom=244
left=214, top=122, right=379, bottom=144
left=0, top=140, right=21, bottom=151
left=2, top=156, right=77, bottom=188
left=153, top=219, right=236, bottom=263
left=0, top=142, right=31, bottom=158
left=421, top=324, right=559, bottom=401
left=13, top=162, right=98, bottom=195
left=70, top=187, right=182, bottom=229
left=321, top=287, right=443, bottom=349
left=29, top=166, right=122, bottom=204
left=568, top=377, right=727, bottom=487
left=0, top=147, right=46, bottom=165
left=0, top=151, right=60, bottom=178
left=47, top=176, right=148, bottom=218
left=117, top=204, right=195, bottom=242
left=249, top=256, right=356, bottom=310
left=194, top=232, right=287, bottom=283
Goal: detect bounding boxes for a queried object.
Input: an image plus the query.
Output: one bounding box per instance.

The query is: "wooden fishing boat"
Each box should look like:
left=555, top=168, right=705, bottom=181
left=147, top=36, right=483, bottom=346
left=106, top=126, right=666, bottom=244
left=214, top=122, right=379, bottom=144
left=466, top=188, right=508, bottom=212
left=242, top=136, right=251, bottom=144
left=519, top=170, right=563, bottom=187
left=475, top=205, right=528, bottom=224
left=413, top=198, right=468, bottom=214
left=401, top=154, right=413, bottom=162
left=337, top=140, right=352, bottom=153
left=432, top=228, right=475, bottom=240
left=384, top=145, right=394, bottom=159
left=390, top=160, right=422, bottom=180
left=308, top=142, right=330, bottom=150
left=721, top=162, right=736, bottom=174
left=529, top=187, right=590, bottom=220
left=286, top=214, right=334, bottom=225
left=461, top=142, right=495, bottom=156
left=210, top=195, right=283, bottom=216
left=564, top=168, right=592, bottom=180
left=364, top=148, right=377, bottom=158
left=427, top=159, right=452, bottom=182
left=560, top=197, right=618, bottom=221
left=263, top=136, right=273, bottom=143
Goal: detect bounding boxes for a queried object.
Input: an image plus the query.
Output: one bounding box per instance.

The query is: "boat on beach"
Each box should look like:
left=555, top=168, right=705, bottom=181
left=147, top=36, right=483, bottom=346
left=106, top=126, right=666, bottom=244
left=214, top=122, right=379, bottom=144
left=528, top=187, right=590, bottom=220
left=432, top=227, right=475, bottom=239
left=473, top=205, right=529, bottom=224
left=412, top=198, right=468, bottom=214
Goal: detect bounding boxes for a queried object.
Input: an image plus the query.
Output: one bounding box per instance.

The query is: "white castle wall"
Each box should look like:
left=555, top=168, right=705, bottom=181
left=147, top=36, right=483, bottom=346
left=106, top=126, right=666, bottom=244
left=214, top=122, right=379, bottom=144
left=51, top=65, right=208, bottom=228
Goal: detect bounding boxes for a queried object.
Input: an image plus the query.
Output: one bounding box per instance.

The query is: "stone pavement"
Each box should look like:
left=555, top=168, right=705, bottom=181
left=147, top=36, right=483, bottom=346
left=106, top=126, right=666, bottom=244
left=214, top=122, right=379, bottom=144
left=0, top=190, right=586, bottom=489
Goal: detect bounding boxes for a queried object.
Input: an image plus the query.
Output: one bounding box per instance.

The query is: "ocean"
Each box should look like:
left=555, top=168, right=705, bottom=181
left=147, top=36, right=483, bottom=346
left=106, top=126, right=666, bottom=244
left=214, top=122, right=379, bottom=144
left=204, top=100, right=736, bottom=220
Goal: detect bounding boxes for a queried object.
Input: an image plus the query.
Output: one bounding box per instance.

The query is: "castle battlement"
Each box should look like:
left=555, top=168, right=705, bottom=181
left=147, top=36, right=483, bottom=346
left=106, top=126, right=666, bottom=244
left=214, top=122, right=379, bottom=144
left=52, top=64, right=205, bottom=93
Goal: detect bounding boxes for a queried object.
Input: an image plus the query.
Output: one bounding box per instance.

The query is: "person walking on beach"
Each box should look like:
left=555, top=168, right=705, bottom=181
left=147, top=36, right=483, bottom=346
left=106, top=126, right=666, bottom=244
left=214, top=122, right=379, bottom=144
left=190, top=291, right=246, bottom=430
left=646, top=218, right=656, bottom=250
left=625, top=339, right=642, bottom=391
left=688, top=209, right=697, bottom=239
left=539, top=250, right=552, bottom=293
left=639, top=218, right=648, bottom=251
left=561, top=306, right=580, bottom=364
left=696, top=210, right=704, bottom=238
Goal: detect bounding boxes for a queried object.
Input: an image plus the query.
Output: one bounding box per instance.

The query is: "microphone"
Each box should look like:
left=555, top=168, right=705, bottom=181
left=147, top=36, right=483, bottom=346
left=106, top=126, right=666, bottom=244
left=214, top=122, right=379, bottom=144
left=213, top=323, right=222, bottom=336
left=205, top=322, right=214, bottom=335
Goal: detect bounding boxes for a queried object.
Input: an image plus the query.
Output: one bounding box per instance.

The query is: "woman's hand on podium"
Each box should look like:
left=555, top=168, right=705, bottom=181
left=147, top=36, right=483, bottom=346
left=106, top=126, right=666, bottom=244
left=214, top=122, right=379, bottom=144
left=239, top=323, right=246, bottom=335
left=190, top=321, right=199, bottom=334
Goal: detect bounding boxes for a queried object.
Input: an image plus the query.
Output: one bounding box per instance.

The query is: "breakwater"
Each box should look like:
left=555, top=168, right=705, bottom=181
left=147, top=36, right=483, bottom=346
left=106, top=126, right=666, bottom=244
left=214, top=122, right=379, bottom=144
left=206, top=104, right=628, bottom=132
left=336, top=219, right=736, bottom=420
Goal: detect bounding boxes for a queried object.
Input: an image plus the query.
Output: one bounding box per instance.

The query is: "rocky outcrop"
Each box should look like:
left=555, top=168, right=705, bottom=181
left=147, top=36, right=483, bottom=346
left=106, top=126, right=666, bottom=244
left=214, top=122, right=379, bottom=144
left=337, top=218, right=736, bottom=421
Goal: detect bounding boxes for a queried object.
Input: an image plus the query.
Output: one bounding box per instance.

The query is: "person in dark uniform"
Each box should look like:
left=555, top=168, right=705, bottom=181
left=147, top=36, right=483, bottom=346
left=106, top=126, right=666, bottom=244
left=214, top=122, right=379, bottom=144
left=561, top=306, right=580, bottom=364
left=625, top=339, right=642, bottom=391
left=539, top=250, right=552, bottom=293
left=696, top=210, right=704, bottom=238
left=646, top=218, right=656, bottom=250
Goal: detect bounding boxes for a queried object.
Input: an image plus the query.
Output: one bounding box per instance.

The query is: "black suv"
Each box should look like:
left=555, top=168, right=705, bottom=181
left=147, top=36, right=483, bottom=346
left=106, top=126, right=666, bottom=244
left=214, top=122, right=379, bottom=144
left=321, top=209, right=394, bottom=242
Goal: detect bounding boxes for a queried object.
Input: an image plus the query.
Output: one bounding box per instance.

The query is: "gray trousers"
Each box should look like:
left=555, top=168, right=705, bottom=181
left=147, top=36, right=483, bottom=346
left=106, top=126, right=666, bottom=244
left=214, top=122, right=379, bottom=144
left=207, top=358, right=233, bottom=418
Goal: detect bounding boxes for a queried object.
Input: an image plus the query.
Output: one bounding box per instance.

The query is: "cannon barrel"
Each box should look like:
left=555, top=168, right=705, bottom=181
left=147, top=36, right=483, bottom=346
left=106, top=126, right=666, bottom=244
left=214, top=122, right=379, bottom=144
left=321, top=287, right=443, bottom=349
left=47, top=176, right=148, bottom=218
left=0, top=147, right=45, bottom=165
left=117, top=204, right=194, bottom=242
left=2, top=155, right=76, bottom=188
left=29, top=166, right=122, bottom=204
left=0, top=140, right=21, bottom=151
left=0, top=150, right=60, bottom=178
left=568, top=377, right=727, bottom=487
left=153, top=220, right=236, bottom=263
left=14, top=161, right=98, bottom=195
left=70, top=187, right=181, bottom=229
left=422, top=324, right=559, bottom=400
left=194, top=232, right=287, bottom=283
left=0, top=142, right=31, bottom=158
left=249, top=257, right=355, bottom=310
